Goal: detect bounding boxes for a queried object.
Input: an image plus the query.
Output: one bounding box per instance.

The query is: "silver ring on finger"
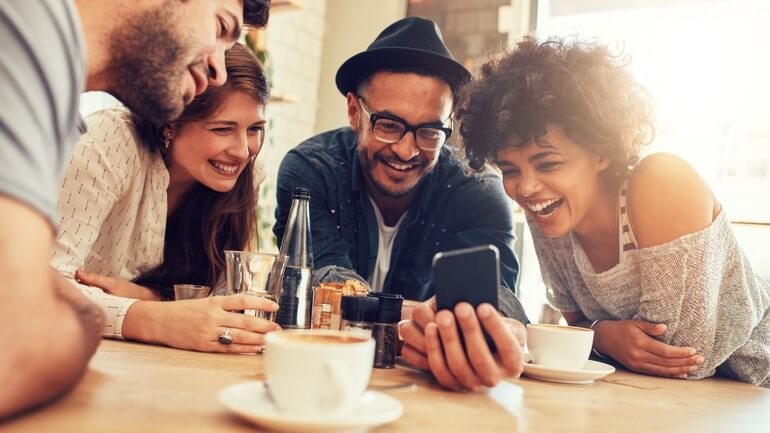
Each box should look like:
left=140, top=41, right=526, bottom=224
left=218, top=327, right=233, bottom=345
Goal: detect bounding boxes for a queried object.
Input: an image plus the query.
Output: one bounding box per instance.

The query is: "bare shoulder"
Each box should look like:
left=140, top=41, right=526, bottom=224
left=627, top=153, right=718, bottom=248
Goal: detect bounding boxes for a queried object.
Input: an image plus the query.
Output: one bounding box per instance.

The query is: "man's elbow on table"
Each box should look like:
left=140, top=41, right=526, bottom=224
left=0, top=284, right=105, bottom=419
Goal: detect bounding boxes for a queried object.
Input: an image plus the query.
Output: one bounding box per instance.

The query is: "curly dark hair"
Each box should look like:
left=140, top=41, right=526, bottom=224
left=244, top=0, right=271, bottom=28
left=458, top=37, right=655, bottom=182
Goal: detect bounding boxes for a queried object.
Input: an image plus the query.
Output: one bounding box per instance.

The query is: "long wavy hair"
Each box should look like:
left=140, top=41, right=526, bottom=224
left=132, top=43, right=269, bottom=300
left=458, top=37, right=655, bottom=185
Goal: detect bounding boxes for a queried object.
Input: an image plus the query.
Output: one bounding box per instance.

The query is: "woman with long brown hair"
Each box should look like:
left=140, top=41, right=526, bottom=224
left=51, top=44, right=278, bottom=353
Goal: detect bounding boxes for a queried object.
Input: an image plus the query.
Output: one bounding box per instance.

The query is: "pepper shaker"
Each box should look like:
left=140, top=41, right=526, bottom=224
left=368, top=292, right=403, bottom=369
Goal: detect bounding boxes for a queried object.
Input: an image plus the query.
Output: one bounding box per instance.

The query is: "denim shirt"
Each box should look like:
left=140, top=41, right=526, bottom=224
left=274, top=127, right=527, bottom=321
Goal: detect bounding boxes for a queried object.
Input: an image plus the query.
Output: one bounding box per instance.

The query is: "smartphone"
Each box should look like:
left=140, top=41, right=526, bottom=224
left=433, top=244, right=500, bottom=352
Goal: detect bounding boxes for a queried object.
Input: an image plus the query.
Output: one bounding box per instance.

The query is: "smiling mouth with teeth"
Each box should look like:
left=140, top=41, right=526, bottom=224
left=383, top=160, right=419, bottom=171
left=209, top=160, right=239, bottom=174
left=527, top=198, right=564, bottom=216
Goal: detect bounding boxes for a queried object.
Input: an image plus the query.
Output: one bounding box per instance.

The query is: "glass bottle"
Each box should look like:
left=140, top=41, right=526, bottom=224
left=369, top=292, right=404, bottom=369
left=274, top=187, right=314, bottom=329
left=340, top=295, right=379, bottom=336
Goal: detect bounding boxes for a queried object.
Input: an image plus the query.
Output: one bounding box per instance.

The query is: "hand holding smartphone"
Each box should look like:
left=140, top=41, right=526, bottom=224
left=433, top=244, right=500, bottom=352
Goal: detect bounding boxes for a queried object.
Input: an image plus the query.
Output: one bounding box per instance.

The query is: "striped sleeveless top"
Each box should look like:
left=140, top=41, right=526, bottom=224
left=619, top=179, right=638, bottom=260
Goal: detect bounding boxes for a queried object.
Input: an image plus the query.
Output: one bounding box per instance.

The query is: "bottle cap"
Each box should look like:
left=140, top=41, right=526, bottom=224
left=291, top=187, right=310, bottom=199
left=341, top=295, right=379, bottom=322
left=368, top=292, right=404, bottom=323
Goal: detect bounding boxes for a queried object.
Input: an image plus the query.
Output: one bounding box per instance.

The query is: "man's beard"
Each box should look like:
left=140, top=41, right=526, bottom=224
left=104, top=4, right=190, bottom=124
left=356, top=144, right=428, bottom=199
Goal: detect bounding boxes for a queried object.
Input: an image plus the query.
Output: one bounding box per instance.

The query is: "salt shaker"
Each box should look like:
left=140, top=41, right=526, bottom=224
left=340, top=295, right=379, bottom=336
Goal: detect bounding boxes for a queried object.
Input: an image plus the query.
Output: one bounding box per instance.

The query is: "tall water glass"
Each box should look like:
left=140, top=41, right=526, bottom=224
left=224, top=251, right=280, bottom=321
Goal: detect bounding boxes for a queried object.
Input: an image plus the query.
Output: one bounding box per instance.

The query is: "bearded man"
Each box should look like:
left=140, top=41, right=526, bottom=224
left=0, top=0, right=271, bottom=418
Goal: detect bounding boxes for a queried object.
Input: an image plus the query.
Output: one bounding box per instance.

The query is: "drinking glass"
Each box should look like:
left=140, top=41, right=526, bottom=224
left=224, top=250, right=280, bottom=321
left=173, top=284, right=211, bottom=300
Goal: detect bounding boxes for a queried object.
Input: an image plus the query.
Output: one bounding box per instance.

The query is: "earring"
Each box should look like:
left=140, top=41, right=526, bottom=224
left=164, top=133, right=172, bottom=149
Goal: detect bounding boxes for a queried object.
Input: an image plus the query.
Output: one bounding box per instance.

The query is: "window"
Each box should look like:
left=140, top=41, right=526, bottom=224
left=537, top=0, right=770, bottom=223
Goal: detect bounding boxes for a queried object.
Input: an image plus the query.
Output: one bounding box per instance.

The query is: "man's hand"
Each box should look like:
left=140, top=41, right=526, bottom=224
left=75, top=269, right=160, bottom=301
left=594, top=319, right=704, bottom=378
left=399, top=297, right=525, bottom=391
left=122, top=294, right=281, bottom=353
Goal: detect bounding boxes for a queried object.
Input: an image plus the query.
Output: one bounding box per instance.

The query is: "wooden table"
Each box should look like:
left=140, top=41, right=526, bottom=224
left=3, top=340, right=769, bottom=433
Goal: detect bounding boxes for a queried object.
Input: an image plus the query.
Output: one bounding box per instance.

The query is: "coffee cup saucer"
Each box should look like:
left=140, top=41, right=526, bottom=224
left=521, top=353, right=615, bottom=384
left=219, top=381, right=404, bottom=433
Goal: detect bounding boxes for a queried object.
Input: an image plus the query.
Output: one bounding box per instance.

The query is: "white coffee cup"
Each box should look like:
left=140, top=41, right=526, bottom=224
left=264, top=329, right=375, bottom=414
left=526, top=323, right=594, bottom=370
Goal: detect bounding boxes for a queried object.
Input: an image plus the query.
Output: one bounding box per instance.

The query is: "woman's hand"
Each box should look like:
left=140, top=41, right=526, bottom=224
left=399, top=296, right=525, bottom=391
left=122, top=294, right=280, bottom=353
left=593, top=319, right=704, bottom=378
left=75, top=269, right=160, bottom=301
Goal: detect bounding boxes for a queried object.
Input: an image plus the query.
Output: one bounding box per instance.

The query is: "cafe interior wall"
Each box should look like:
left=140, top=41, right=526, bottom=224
left=253, top=0, right=328, bottom=252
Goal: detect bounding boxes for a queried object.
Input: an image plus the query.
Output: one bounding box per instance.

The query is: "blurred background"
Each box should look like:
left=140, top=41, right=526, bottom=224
left=80, top=0, right=770, bottom=322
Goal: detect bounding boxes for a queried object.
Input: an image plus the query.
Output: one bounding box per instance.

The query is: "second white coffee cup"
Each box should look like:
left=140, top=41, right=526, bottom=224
left=264, top=329, right=375, bottom=415
left=526, top=323, right=594, bottom=370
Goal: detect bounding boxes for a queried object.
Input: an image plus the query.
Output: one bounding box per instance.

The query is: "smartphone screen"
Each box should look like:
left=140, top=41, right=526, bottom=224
left=433, top=244, right=500, bottom=352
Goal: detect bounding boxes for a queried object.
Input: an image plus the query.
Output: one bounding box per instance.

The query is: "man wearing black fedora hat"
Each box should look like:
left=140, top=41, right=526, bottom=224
left=274, top=17, right=528, bottom=391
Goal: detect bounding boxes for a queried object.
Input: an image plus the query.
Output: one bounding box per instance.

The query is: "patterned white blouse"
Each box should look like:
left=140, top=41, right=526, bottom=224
left=51, top=107, right=265, bottom=339
left=51, top=108, right=168, bottom=338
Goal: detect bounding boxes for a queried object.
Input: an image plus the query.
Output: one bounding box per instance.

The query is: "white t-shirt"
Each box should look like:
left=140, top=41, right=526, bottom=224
left=367, top=196, right=406, bottom=292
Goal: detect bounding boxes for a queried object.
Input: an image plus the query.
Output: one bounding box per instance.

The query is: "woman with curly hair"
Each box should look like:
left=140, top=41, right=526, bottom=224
left=458, top=37, right=770, bottom=386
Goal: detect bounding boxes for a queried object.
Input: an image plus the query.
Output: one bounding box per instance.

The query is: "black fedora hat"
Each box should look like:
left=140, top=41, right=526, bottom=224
left=335, top=17, right=471, bottom=95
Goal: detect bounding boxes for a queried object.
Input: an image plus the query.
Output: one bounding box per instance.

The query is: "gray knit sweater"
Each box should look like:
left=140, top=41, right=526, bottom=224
left=530, top=210, right=770, bottom=387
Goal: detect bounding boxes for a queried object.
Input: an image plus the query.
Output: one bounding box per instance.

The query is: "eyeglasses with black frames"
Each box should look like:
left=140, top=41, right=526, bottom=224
left=357, top=97, right=452, bottom=151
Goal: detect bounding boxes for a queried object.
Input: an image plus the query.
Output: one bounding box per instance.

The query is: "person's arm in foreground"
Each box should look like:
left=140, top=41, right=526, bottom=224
left=0, top=197, right=105, bottom=418
left=119, top=293, right=279, bottom=353
left=562, top=311, right=702, bottom=378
